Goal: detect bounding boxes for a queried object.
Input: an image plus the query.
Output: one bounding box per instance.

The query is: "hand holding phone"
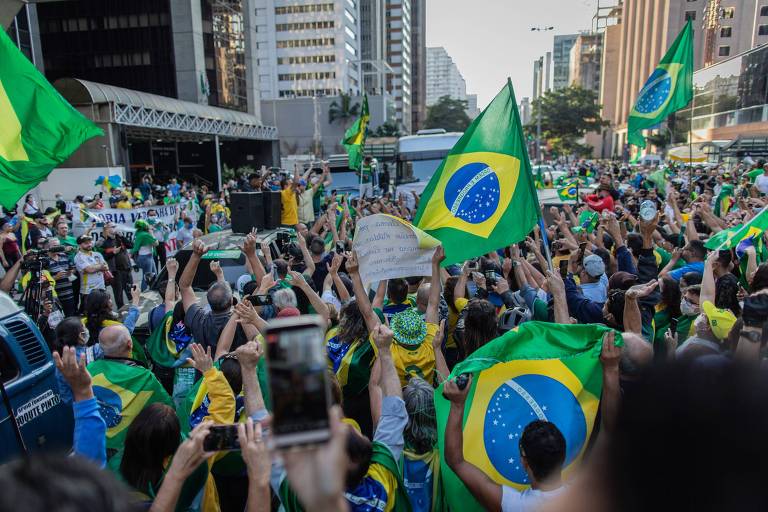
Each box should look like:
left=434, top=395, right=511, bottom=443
left=559, top=260, right=569, bottom=279
left=203, top=424, right=241, bottom=451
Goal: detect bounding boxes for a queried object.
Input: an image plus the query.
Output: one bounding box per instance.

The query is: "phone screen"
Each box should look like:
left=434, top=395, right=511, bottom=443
left=246, top=294, right=273, bottom=306
left=266, top=319, right=330, bottom=446
left=203, top=425, right=240, bottom=451
left=559, top=260, right=569, bottom=279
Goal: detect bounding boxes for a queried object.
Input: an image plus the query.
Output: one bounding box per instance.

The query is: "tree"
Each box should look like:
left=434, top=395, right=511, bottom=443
left=646, top=130, right=671, bottom=153
left=525, top=85, right=607, bottom=158
left=328, top=93, right=360, bottom=127
left=424, top=96, right=471, bottom=132
left=373, top=121, right=403, bottom=137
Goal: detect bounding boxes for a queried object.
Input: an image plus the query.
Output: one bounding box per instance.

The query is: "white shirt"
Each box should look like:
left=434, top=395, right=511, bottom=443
left=298, top=188, right=315, bottom=224
left=502, top=485, right=566, bottom=512
left=74, top=250, right=106, bottom=294
left=756, top=173, right=768, bottom=194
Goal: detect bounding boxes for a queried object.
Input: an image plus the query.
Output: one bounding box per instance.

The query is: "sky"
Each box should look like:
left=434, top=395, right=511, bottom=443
left=426, top=0, right=599, bottom=109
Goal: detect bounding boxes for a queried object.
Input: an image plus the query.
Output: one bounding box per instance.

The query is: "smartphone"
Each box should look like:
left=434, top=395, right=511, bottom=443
left=203, top=424, right=241, bottom=451
left=670, top=317, right=678, bottom=333
left=247, top=294, right=273, bottom=306
left=265, top=315, right=331, bottom=448
left=484, top=270, right=498, bottom=285
left=559, top=260, right=569, bottom=279
left=335, top=241, right=345, bottom=254
left=577, top=242, right=587, bottom=263
left=467, top=260, right=478, bottom=271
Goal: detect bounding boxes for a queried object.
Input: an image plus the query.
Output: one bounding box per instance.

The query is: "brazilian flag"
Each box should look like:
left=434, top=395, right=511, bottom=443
left=557, top=184, right=578, bottom=202
left=434, top=322, right=620, bottom=511
left=705, top=207, right=768, bottom=251
left=88, top=359, right=173, bottom=451
left=571, top=210, right=599, bottom=234
left=414, top=80, right=539, bottom=265
left=326, top=327, right=376, bottom=397
left=628, top=20, right=693, bottom=148
left=145, top=311, right=194, bottom=368
left=0, top=29, right=102, bottom=209
left=342, top=94, right=369, bottom=171
left=714, top=184, right=734, bottom=218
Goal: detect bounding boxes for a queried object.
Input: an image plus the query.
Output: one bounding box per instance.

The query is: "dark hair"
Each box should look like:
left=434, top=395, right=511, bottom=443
left=120, top=403, right=180, bottom=494
left=206, top=281, right=233, bottom=313
left=242, top=280, right=259, bottom=297
left=338, top=300, right=368, bottom=344
left=171, top=301, right=189, bottom=330
left=309, top=238, right=325, bottom=256
left=715, top=273, right=741, bottom=316
left=750, top=263, right=768, bottom=293
left=463, top=299, right=498, bottom=356
left=273, top=259, right=289, bottom=278
left=444, top=276, right=464, bottom=314
left=660, top=277, right=682, bottom=319
left=0, top=453, right=139, bottom=512
left=220, top=357, right=243, bottom=396
left=85, top=290, right=117, bottom=343
left=403, top=377, right=437, bottom=455
left=681, top=271, right=703, bottom=287
left=405, top=276, right=423, bottom=287
left=519, top=420, right=566, bottom=481
left=686, top=240, right=706, bottom=260
left=626, top=233, right=643, bottom=258
left=345, top=429, right=373, bottom=489
left=54, top=316, right=85, bottom=353
left=607, top=289, right=626, bottom=329
left=387, top=278, right=409, bottom=304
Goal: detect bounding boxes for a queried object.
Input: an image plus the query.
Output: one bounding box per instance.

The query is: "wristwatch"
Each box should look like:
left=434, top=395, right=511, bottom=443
left=740, top=329, right=762, bottom=344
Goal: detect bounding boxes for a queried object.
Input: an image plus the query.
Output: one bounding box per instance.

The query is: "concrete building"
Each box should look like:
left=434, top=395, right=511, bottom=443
left=410, top=0, right=427, bottom=131
left=252, top=0, right=361, bottom=100
left=385, top=0, right=413, bottom=131
left=14, top=0, right=278, bottom=188
left=426, top=46, right=466, bottom=105
left=569, top=32, right=603, bottom=95
left=553, top=34, right=578, bottom=90
left=466, top=94, right=480, bottom=118
left=519, top=97, right=532, bottom=126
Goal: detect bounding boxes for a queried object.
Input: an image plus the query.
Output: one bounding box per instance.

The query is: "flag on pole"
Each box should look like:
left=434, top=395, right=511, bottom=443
left=628, top=20, right=693, bottom=148
left=557, top=183, right=578, bottom=201
left=414, top=80, right=539, bottom=265
left=0, top=29, right=102, bottom=209
left=342, top=94, right=369, bottom=171
left=713, top=184, right=734, bottom=218
left=706, top=207, right=768, bottom=251
left=434, top=322, right=620, bottom=511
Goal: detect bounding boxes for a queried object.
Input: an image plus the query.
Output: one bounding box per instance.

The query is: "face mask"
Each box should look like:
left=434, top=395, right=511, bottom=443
left=185, top=223, right=193, bottom=229
left=80, top=329, right=90, bottom=345
left=680, top=298, right=700, bottom=316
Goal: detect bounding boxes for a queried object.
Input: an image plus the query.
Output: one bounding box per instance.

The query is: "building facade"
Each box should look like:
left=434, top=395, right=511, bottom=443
left=385, top=0, right=412, bottom=131
left=410, top=0, right=426, bottom=131
left=553, top=34, right=578, bottom=90
left=569, top=32, right=603, bottom=95
left=252, top=0, right=361, bottom=100
left=426, top=46, right=466, bottom=105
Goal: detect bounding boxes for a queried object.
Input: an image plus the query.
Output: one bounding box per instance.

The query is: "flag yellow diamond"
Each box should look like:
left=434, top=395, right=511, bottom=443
left=0, top=77, right=29, bottom=162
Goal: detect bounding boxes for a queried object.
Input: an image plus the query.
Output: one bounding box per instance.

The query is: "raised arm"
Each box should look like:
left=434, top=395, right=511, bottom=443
left=289, top=270, right=330, bottom=322
left=328, top=254, right=350, bottom=303
left=235, top=341, right=266, bottom=416
left=296, top=234, right=315, bottom=275
left=700, top=250, right=717, bottom=305
left=432, top=320, right=449, bottom=384
left=426, top=246, right=445, bottom=324
left=241, top=230, right=265, bottom=282
left=235, top=300, right=269, bottom=335
left=214, top=313, right=240, bottom=360
left=164, top=257, right=179, bottom=312
left=179, top=239, right=209, bottom=311
left=372, top=280, right=387, bottom=310
left=546, top=270, right=570, bottom=324
left=346, top=251, right=380, bottom=332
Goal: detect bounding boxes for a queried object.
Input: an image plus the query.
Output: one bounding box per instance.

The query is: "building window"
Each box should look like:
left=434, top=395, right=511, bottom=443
left=344, top=9, right=356, bottom=24
left=720, top=26, right=732, bottom=37
left=759, top=24, right=768, bottom=35
left=345, top=26, right=356, bottom=39
left=278, top=71, right=336, bottom=81
left=274, top=4, right=334, bottom=15
left=685, top=11, right=696, bottom=21
left=276, top=38, right=335, bottom=48
left=761, top=6, right=768, bottom=16
left=345, top=42, right=357, bottom=56
left=722, top=7, right=735, bottom=19
left=275, top=21, right=335, bottom=31
left=277, top=54, right=336, bottom=65
left=718, top=45, right=730, bottom=56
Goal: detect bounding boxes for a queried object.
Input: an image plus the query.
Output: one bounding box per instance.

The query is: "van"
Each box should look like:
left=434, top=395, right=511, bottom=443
left=0, top=292, right=73, bottom=463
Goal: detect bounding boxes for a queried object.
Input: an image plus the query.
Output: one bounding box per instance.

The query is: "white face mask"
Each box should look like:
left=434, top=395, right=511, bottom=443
left=80, top=329, right=90, bottom=345
left=680, top=298, right=700, bottom=317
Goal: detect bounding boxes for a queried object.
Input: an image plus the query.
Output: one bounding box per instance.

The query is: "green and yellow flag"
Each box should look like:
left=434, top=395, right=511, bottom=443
left=342, top=94, right=369, bottom=171
left=628, top=20, right=693, bottom=148
left=0, top=30, right=102, bottom=209
left=557, top=183, right=578, bottom=202
left=434, top=322, right=620, bottom=512
left=414, top=80, right=539, bottom=265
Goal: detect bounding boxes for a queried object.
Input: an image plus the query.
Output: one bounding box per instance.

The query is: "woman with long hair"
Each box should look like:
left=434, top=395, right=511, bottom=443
left=83, top=289, right=120, bottom=344
left=652, top=276, right=682, bottom=356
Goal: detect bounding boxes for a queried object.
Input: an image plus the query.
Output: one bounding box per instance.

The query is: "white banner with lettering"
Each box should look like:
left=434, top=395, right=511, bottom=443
left=352, top=214, right=440, bottom=284
left=72, top=204, right=184, bottom=256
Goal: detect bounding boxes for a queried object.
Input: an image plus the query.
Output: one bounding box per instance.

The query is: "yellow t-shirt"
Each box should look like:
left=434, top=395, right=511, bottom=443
left=446, top=297, right=469, bottom=349
left=387, top=322, right=438, bottom=387
left=280, top=188, right=298, bottom=226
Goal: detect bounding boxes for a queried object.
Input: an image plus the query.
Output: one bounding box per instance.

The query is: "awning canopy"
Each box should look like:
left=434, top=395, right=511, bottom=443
left=722, top=135, right=768, bottom=157
left=54, top=78, right=278, bottom=141
left=668, top=145, right=707, bottom=163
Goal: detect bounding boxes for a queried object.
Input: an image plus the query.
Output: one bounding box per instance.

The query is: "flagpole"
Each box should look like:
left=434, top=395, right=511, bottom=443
left=688, top=109, right=693, bottom=195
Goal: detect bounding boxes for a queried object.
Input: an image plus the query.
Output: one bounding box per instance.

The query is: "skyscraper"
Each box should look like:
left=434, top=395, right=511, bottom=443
left=410, top=0, right=426, bottom=131
left=569, top=32, right=603, bottom=94
left=553, top=34, right=578, bottom=90
left=426, top=46, right=466, bottom=106
left=252, top=0, right=361, bottom=100
left=385, top=0, right=413, bottom=132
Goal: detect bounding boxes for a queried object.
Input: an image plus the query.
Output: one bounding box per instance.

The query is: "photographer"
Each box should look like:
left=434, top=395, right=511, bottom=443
left=44, top=238, right=77, bottom=317
left=98, top=222, right=134, bottom=309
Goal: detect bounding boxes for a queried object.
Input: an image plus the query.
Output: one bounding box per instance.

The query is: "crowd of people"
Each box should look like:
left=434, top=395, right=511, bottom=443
left=4, top=158, right=768, bottom=512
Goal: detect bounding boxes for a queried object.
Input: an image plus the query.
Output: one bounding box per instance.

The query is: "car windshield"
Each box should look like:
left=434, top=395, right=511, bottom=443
left=152, top=250, right=247, bottom=292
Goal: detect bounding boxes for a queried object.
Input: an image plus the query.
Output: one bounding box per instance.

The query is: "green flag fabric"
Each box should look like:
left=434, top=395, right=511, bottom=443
left=342, top=95, right=369, bottom=171
left=705, top=207, right=768, bottom=250
left=557, top=183, right=578, bottom=201
left=88, top=359, right=173, bottom=451
left=0, top=29, right=102, bottom=209
left=627, top=20, right=693, bottom=148
left=714, top=184, right=734, bottom=218
left=413, top=80, right=539, bottom=265
left=434, top=322, right=620, bottom=512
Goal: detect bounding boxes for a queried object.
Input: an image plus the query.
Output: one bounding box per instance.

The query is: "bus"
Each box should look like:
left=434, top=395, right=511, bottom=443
left=395, top=129, right=462, bottom=196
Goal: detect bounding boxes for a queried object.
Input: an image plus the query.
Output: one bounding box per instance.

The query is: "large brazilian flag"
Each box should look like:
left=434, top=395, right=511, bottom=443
left=434, top=322, right=620, bottom=511
left=88, top=359, right=173, bottom=451
left=414, top=80, right=539, bottom=265
left=627, top=20, right=693, bottom=148
left=0, top=29, right=102, bottom=209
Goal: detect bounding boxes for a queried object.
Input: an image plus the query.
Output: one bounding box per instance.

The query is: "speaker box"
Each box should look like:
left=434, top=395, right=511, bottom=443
left=230, top=192, right=265, bottom=233
left=262, top=190, right=282, bottom=229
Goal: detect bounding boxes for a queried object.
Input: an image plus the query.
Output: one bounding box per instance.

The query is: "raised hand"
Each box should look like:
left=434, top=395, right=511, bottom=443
left=186, top=343, right=213, bottom=373
left=599, top=330, right=621, bottom=370
left=53, top=346, right=92, bottom=402
left=166, top=257, right=179, bottom=277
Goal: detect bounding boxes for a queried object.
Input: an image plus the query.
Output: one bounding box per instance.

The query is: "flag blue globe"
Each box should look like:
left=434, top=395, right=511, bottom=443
left=482, top=374, right=587, bottom=485
left=635, top=68, right=672, bottom=114
left=93, top=386, right=123, bottom=428
left=443, top=162, right=500, bottom=224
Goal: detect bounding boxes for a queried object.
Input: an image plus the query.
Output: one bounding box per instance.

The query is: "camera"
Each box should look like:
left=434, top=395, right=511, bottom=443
left=21, top=249, right=53, bottom=271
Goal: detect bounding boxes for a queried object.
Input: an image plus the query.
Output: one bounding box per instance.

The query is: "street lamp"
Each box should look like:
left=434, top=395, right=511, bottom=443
left=530, top=26, right=555, bottom=31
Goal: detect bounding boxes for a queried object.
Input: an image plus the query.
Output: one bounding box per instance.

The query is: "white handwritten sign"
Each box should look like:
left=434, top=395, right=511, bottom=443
left=352, top=214, right=440, bottom=284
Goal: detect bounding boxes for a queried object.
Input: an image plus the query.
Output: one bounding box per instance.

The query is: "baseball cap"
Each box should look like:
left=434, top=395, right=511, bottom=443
left=76, top=235, right=92, bottom=244
left=608, top=271, right=638, bottom=290
left=583, top=254, right=605, bottom=278
left=104, top=221, right=117, bottom=228
left=701, top=301, right=737, bottom=340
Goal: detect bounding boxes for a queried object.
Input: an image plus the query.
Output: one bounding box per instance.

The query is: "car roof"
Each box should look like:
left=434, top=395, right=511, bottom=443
left=177, top=228, right=285, bottom=252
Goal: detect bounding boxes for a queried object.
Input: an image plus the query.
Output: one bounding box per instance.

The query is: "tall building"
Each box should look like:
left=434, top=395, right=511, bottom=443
left=466, top=94, right=479, bottom=118
left=360, top=0, right=386, bottom=94
left=426, top=46, right=466, bottom=105
left=385, top=0, right=413, bottom=131
left=569, top=32, right=603, bottom=95
left=519, top=97, right=531, bottom=125
left=253, top=0, right=361, bottom=100
left=410, top=0, right=426, bottom=131
left=552, top=34, right=578, bottom=90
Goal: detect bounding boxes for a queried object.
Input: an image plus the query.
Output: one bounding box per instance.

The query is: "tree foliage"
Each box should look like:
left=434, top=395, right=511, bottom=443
left=525, top=85, right=607, bottom=158
left=328, top=93, right=360, bottom=126
left=373, top=121, right=403, bottom=137
left=424, top=96, right=471, bottom=132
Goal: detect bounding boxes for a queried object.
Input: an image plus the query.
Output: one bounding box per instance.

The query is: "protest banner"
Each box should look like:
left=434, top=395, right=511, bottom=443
left=352, top=213, right=440, bottom=284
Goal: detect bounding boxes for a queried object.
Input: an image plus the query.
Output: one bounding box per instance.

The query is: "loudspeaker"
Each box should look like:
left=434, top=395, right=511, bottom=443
left=262, top=190, right=282, bottom=229
left=230, top=192, right=265, bottom=233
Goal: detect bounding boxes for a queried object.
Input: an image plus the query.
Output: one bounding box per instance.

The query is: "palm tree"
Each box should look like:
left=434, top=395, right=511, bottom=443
left=328, top=93, right=360, bottom=127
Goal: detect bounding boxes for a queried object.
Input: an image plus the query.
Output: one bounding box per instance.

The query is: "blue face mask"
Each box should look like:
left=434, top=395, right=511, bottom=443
left=185, top=222, right=193, bottom=229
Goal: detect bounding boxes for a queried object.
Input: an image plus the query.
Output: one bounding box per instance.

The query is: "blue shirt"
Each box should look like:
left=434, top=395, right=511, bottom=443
left=73, top=397, right=107, bottom=468
left=668, top=261, right=704, bottom=282
left=580, top=274, right=608, bottom=304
